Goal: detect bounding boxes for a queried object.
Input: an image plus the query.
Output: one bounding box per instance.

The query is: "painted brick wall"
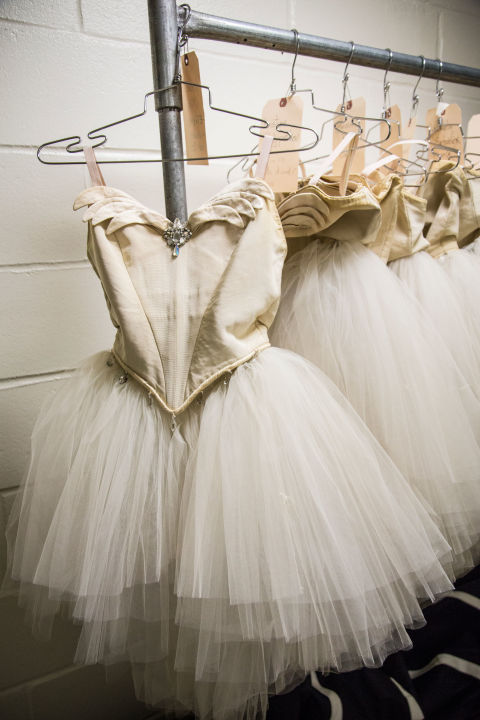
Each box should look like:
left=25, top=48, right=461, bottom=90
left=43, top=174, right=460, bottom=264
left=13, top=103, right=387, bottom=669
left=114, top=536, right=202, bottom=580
left=1, top=1, right=479, bottom=718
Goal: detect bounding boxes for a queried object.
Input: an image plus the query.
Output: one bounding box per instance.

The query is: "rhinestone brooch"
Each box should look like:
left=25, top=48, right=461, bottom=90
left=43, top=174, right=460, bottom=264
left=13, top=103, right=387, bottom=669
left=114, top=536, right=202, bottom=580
left=164, top=218, right=192, bottom=258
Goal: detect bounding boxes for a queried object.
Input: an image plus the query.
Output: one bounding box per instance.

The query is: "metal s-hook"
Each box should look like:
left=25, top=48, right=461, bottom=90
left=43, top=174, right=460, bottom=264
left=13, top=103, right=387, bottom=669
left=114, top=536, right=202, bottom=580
left=435, top=58, right=446, bottom=127
left=174, top=4, right=191, bottom=81
left=411, top=54, right=426, bottom=117
left=436, top=58, right=444, bottom=102
left=382, top=48, right=393, bottom=118
left=288, top=28, right=300, bottom=96
left=341, top=41, right=355, bottom=112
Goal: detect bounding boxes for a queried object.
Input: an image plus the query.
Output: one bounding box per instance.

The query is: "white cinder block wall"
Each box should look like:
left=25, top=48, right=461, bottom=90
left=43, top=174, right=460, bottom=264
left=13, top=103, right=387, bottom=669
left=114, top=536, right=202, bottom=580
left=1, top=1, right=479, bottom=718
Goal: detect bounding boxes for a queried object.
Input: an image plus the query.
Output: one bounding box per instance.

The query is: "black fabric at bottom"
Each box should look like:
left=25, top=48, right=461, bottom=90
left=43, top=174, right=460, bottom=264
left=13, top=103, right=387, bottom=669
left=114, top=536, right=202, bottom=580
left=267, top=565, right=480, bottom=720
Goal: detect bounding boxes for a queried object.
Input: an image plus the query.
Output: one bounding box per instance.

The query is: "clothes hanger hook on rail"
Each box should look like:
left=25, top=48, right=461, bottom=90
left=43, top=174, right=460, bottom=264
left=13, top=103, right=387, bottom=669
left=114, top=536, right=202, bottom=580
left=174, top=3, right=191, bottom=81
left=341, top=41, right=355, bottom=113
left=382, top=48, right=393, bottom=118
left=411, top=54, right=426, bottom=117
left=436, top=58, right=444, bottom=102
left=286, top=28, right=300, bottom=97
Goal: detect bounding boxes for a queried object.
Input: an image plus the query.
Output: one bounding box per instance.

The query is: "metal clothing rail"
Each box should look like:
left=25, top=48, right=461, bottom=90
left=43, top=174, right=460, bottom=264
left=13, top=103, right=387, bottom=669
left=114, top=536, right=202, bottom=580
left=147, top=0, right=480, bottom=222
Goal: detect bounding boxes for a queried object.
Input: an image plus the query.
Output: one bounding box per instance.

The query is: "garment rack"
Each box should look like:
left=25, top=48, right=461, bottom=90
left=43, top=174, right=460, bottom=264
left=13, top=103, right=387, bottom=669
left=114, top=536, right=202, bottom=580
left=147, top=0, right=480, bottom=222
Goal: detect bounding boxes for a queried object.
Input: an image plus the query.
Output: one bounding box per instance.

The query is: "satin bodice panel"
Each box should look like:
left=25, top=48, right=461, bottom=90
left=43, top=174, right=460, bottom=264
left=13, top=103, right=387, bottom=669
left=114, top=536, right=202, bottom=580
left=458, top=167, right=480, bottom=248
left=418, top=163, right=464, bottom=257
left=381, top=180, right=429, bottom=262
left=74, top=179, right=286, bottom=413
left=368, top=174, right=404, bottom=262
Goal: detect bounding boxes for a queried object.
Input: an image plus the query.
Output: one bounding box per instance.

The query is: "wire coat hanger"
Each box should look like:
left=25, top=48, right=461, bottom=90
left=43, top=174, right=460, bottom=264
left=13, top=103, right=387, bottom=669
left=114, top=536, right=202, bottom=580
left=37, top=12, right=319, bottom=168
left=37, top=80, right=320, bottom=166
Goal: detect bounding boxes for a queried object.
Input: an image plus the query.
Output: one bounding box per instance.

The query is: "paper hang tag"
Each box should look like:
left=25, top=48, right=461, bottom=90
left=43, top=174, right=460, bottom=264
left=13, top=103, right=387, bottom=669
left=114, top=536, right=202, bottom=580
left=181, top=52, right=208, bottom=166
left=436, top=102, right=450, bottom=117
left=425, top=103, right=464, bottom=167
left=466, top=114, right=480, bottom=158
left=332, top=97, right=366, bottom=176
left=259, top=95, right=304, bottom=192
left=400, top=116, right=417, bottom=142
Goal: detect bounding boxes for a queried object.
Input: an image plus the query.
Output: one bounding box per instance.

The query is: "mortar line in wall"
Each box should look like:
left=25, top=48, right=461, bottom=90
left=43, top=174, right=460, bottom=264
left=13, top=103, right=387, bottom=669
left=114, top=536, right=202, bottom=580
left=0, top=369, right=74, bottom=391
left=0, top=16, right=149, bottom=46
left=0, top=260, right=89, bottom=273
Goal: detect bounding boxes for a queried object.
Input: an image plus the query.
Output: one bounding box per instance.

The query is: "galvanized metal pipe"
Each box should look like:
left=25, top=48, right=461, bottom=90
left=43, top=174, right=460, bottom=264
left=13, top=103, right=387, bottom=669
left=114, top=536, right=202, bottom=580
left=184, top=9, right=480, bottom=87
left=148, top=0, right=188, bottom=222
left=147, top=4, right=479, bottom=220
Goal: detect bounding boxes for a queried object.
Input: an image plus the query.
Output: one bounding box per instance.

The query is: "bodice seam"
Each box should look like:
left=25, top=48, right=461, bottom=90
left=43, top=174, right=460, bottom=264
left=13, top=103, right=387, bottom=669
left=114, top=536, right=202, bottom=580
left=111, top=342, right=271, bottom=415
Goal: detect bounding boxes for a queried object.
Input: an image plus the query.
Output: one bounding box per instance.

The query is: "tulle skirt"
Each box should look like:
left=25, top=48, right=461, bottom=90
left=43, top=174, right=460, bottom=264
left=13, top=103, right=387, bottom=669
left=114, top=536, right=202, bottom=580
left=465, top=237, right=480, bottom=255
left=438, top=249, right=480, bottom=358
left=5, top=349, right=454, bottom=719
left=390, top=250, right=480, bottom=400
left=270, top=239, right=480, bottom=579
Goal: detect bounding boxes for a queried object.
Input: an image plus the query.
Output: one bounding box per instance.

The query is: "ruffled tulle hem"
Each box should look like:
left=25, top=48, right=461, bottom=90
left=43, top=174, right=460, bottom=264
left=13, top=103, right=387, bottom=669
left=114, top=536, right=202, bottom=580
left=5, top=349, right=454, bottom=718
left=438, top=250, right=480, bottom=371
left=390, top=250, right=480, bottom=402
left=270, top=239, right=480, bottom=579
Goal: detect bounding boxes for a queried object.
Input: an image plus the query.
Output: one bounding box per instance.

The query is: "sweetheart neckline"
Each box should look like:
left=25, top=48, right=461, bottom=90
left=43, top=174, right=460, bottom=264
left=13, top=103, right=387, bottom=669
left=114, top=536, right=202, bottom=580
left=74, top=176, right=276, bottom=230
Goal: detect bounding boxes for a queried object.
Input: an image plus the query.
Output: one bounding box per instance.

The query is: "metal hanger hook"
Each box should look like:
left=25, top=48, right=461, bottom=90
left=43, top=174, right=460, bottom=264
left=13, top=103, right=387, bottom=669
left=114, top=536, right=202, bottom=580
left=411, top=54, right=425, bottom=116
left=288, top=28, right=300, bottom=96
left=341, top=41, right=355, bottom=112
left=174, top=4, right=191, bottom=81
left=178, top=3, right=191, bottom=38
left=382, top=48, right=393, bottom=116
left=436, top=58, right=444, bottom=101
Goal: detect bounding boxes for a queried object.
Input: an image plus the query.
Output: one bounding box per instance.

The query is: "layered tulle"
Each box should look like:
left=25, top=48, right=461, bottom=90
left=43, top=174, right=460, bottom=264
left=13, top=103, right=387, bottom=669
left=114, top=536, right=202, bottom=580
left=5, top=349, right=454, bottom=719
left=438, top=250, right=480, bottom=358
left=467, top=237, right=480, bottom=255
left=270, top=240, right=480, bottom=579
left=390, top=250, right=480, bottom=400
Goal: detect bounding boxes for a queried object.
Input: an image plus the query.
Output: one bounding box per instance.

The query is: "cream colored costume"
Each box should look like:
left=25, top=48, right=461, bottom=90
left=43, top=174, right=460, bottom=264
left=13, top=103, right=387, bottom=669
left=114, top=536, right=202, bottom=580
left=389, top=168, right=480, bottom=404
left=6, top=178, right=457, bottom=720
left=419, top=165, right=480, bottom=366
left=370, top=173, right=428, bottom=262
left=76, top=182, right=283, bottom=413
left=270, top=175, right=480, bottom=577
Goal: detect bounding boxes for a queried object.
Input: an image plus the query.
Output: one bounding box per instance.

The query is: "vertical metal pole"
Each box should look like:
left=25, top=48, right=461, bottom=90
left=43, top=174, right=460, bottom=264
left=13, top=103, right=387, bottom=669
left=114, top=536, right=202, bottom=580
left=148, top=0, right=188, bottom=222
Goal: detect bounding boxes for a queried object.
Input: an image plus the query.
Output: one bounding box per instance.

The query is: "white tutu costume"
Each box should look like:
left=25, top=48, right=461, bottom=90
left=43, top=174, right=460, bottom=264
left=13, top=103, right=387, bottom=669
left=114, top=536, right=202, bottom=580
left=388, top=176, right=480, bottom=401
left=418, top=165, right=480, bottom=356
left=270, top=175, right=480, bottom=579
left=6, top=177, right=456, bottom=720
left=457, top=166, right=480, bottom=255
